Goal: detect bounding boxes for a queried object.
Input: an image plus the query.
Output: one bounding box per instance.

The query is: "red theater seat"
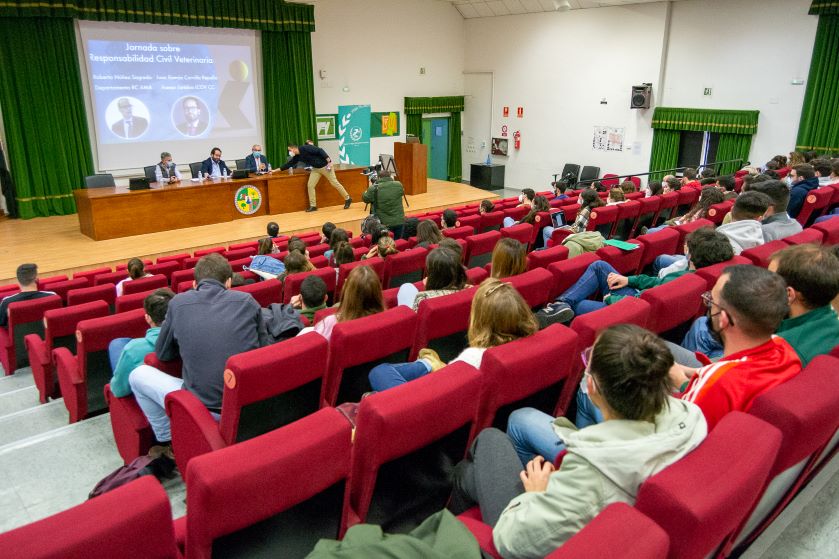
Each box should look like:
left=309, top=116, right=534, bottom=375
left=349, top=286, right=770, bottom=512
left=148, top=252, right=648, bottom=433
left=382, top=247, right=427, bottom=289
left=527, top=244, right=569, bottom=271
left=0, top=476, right=178, bottom=559
left=465, top=231, right=502, bottom=269
left=41, top=277, right=89, bottom=304
left=121, top=274, right=168, bottom=296
left=231, top=279, right=282, bottom=307
left=741, top=241, right=789, bottom=268
left=334, top=257, right=385, bottom=302
left=24, top=300, right=109, bottom=403
left=66, top=283, right=116, bottom=308
left=640, top=274, right=706, bottom=334
left=282, top=267, right=338, bottom=304
left=0, top=295, right=62, bottom=375
left=501, top=268, right=553, bottom=309
left=547, top=252, right=599, bottom=300
left=409, top=287, right=475, bottom=361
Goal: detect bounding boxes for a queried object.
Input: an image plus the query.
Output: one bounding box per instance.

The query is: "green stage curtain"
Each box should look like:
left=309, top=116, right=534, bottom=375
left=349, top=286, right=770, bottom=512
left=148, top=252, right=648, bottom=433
left=648, top=130, right=680, bottom=182
left=716, top=134, right=753, bottom=175
left=405, top=96, right=465, bottom=182
left=447, top=113, right=462, bottom=182
left=0, top=18, right=93, bottom=218
left=809, top=1, right=839, bottom=15
left=796, top=14, right=839, bottom=153
left=651, top=107, right=759, bottom=135
left=0, top=0, right=314, bottom=32
left=262, top=31, right=316, bottom=166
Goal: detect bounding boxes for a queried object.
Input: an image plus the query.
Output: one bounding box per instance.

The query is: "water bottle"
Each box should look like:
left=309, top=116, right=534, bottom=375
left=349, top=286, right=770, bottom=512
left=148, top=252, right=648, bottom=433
left=223, top=168, right=228, bottom=179
left=485, top=153, right=491, bottom=165
left=288, top=166, right=293, bottom=175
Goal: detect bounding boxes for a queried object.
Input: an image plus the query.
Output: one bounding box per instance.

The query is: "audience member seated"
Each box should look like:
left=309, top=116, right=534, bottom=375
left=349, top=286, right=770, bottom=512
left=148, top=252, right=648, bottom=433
left=716, top=191, right=770, bottom=254
left=642, top=180, right=663, bottom=198
left=699, top=167, right=716, bottom=180
left=363, top=234, right=399, bottom=260
left=480, top=199, right=496, bottom=214
left=748, top=179, right=803, bottom=241
left=490, top=238, right=527, bottom=279
left=369, top=278, right=538, bottom=391
left=668, top=265, right=802, bottom=430
left=266, top=221, right=280, bottom=238
left=438, top=237, right=465, bottom=261
left=683, top=242, right=838, bottom=361
left=115, top=258, right=152, bottom=296
left=605, top=188, right=625, bottom=205
left=291, top=275, right=329, bottom=322
left=645, top=186, right=724, bottom=234
left=550, top=181, right=570, bottom=202
left=542, top=189, right=604, bottom=246
left=620, top=180, right=636, bottom=195
left=503, top=195, right=550, bottom=228
left=812, top=159, right=834, bottom=186
left=416, top=219, right=444, bottom=248
left=516, top=188, right=536, bottom=209
left=449, top=324, right=706, bottom=558
left=287, top=238, right=316, bottom=272
left=298, top=265, right=384, bottom=341
left=787, top=164, right=820, bottom=218
left=332, top=241, right=355, bottom=270
left=716, top=175, right=738, bottom=201
left=108, top=289, right=174, bottom=397
left=397, top=246, right=467, bottom=311
left=681, top=167, right=700, bottom=189
left=662, top=176, right=681, bottom=193
left=325, top=228, right=349, bottom=262
left=545, top=228, right=733, bottom=322
left=256, top=237, right=278, bottom=255
left=279, top=251, right=312, bottom=283
left=320, top=221, right=337, bottom=244
left=0, top=264, right=54, bottom=328
left=402, top=217, right=420, bottom=239
left=788, top=151, right=806, bottom=168
left=441, top=209, right=458, bottom=230
left=128, top=254, right=269, bottom=444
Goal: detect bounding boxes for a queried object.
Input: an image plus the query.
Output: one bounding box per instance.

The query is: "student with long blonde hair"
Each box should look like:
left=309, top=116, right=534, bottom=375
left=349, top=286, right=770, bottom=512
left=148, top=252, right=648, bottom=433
left=369, top=279, right=538, bottom=391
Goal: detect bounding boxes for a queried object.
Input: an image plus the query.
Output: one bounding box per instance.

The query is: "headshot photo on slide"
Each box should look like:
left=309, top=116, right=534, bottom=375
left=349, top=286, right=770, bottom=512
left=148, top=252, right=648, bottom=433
left=173, top=95, right=210, bottom=137
left=107, top=96, right=149, bottom=140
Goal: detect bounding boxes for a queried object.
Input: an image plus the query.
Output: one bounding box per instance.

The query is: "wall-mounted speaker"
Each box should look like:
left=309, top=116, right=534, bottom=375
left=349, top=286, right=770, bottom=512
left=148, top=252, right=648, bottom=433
left=630, top=84, right=652, bottom=109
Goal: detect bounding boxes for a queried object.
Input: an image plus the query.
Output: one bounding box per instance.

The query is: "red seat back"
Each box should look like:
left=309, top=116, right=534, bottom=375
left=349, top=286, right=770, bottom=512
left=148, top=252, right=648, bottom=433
left=231, top=279, right=282, bottom=308
left=636, top=228, right=680, bottom=271
left=93, top=270, right=128, bottom=287
left=382, top=247, right=427, bottom=289
left=612, top=199, right=642, bottom=239
left=455, top=213, right=482, bottom=233
left=323, top=306, right=417, bottom=406
left=144, top=260, right=181, bottom=281
left=501, top=268, right=553, bottom=309
left=673, top=219, right=714, bottom=254
left=706, top=200, right=734, bottom=225
left=442, top=225, right=474, bottom=241
left=335, top=257, right=385, bottom=302
left=115, top=290, right=158, bottom=313
left=814, top=216, right=839, bottom=245
left=410, top=287, right=475, bottom=361
left=42, top=277, right=90, bottom=304
left=72, top=266, right=111, bottom=284
left=500, top=223, right=533, bottom=247
left=465, top=230, right=502, bottom=269
left=115, top=259, right=153, bottom=272
left=347, top=361, right=482, bottom=525
left=782, top=228, right=824, bottom=246
left=66, top=283, right=116, bottom=308
left=640, top=274, right=706, bottom=334
left=0, top=477, right=178, bottom=559
left=595, top=242, right=644, bottom=275
left=795, top=186, right=834, bottom=226
left=122, top=274, right=168, bottom=295
left=547, top=252, right=599, bottom=299
left=656, top=192, right=680, bottom=223
left=480, top=211, right=505, bottom=232
left=1, top=295, right=63, bottom=373
left=155, top=253, right=190, bottom=266
left=476, top=324, right=578, bottom=431
left=193, top=246, right=226, bottom=257
left=741, top=241, right=789, bottom=268
left=228, top=240, right=259, bottom=251
left=585, top=204, right=619, bottom=237
left=282, top=267, right=338, bottom=304
left=635, top=412, right=782, bottom=559
left=185, top=408, right=352, bottom=559
left=527, top=244, right=569, bottom=271
left=693, top=256, right=752, bottom=290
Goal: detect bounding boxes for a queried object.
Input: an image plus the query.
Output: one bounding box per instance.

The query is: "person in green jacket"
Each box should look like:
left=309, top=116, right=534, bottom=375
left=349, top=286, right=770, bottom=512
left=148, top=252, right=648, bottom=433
left=543, top=228, right=734, bottom=323
left=362, top=170, right=405, bottom=239
left=108, top=288, right=174, bottom=398
left=769, top=244, right=839, bottom=366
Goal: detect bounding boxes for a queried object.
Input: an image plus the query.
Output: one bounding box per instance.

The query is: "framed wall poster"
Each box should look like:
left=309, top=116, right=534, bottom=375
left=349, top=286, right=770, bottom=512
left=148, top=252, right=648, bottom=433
left=316, top=114, right=338, bottom=140
left=371, top=111, right=400, bottom=137
left=491, top=137, right=508, bottom=156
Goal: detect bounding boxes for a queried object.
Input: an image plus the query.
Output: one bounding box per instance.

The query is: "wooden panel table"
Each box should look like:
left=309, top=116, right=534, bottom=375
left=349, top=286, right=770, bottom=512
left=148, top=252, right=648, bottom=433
left=74, top=165, right=369, bottom=240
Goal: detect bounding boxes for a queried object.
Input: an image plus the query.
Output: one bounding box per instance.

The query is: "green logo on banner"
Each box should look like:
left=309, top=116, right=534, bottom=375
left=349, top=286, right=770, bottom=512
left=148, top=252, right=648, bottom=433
left=338, top=104, right=371, bottom=166
left=234, top=185, right=262, bottom=215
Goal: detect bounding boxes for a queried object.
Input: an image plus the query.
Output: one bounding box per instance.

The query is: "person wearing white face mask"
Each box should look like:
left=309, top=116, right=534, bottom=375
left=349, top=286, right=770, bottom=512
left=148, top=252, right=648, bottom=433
left=786, top=163, right=820, bottom=219
left=244, top=144, right=271, bottom=174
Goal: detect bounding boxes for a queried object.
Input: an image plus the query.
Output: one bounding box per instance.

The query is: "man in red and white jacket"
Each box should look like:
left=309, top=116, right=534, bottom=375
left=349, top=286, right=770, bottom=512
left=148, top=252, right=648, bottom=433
left=670, top=265, right=802, bottom=430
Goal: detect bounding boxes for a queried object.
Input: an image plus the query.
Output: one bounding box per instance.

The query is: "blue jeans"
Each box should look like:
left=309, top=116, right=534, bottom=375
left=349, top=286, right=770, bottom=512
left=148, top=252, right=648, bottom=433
left=814, top=209, right=839, bottom=224
left=108, top=337, right=131, bottom=371
left=575, top=386, right=604, bottom=428
left=542, top=225, right=555, bottom=247
left=506, top=408, right=565, bottom=466
left=653, top=254, right=683, bottom=276
left=681, top=316, right=724, bottom=359
left=558, top=261, right=638, bottom=316
left=646, top=224, right=669, bottom=235
left=368, top=359, right=432, bottom=392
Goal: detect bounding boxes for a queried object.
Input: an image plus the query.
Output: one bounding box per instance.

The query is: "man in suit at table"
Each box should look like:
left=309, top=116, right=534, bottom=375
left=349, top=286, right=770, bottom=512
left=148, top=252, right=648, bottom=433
left=243, top=144, right=270, bottom=174
left=111, top=98, right=148, bottom=139
left=200, top=147, right=230, bottom=179
left=154, top=152, right=182, bottom=184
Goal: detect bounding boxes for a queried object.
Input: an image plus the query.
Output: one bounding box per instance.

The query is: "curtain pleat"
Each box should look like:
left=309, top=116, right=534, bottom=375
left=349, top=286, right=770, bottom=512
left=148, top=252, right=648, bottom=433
left=0, top=18, right=93, bottom=218
left=447, top=113, right=462, bottom=182
left=648, top=130, right=681, bottom=182
left=262, top=31, right=316, bottom=166
left=652, top=107, right=759, bottom=135
left=796, top=15, right=839, bottom=153
left=715, top=134, right=753, bottom=175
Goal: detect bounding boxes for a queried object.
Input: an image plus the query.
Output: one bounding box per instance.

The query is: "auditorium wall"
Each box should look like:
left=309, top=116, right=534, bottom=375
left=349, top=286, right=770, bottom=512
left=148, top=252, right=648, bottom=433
left=307, top=0, right=466, bottom=162
left=463, top=0, right=818, bottom=190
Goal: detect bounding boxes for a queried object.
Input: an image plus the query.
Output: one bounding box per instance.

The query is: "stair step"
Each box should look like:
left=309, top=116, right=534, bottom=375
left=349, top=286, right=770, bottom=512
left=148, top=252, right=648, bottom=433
left=0, top=401, right=69, bottom=448
left=0, top=367, right=35, bottom=395
left=0, top=385, right=42, bottom=418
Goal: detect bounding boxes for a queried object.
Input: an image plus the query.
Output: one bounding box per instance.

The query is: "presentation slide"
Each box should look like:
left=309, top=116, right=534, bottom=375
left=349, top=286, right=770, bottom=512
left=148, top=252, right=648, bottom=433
left=78, top=21, right=263, bottom=173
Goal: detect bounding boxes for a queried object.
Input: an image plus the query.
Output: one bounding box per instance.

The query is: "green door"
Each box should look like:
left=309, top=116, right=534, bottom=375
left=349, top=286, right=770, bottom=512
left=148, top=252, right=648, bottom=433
left=422, top=118, right=449, bottom=180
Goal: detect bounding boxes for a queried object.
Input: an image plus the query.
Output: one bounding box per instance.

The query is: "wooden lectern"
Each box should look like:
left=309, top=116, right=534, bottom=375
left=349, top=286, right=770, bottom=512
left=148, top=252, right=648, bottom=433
left=394, top=142, right=428, bottom=195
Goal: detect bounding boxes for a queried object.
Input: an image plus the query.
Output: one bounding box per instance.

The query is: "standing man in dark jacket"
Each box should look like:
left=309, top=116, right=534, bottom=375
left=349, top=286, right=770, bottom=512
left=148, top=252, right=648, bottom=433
left=280, top=143, right=352, bottom=212
left=128, top=254, right=269, bottom=444
left=362, top=170, right=405, bottom=238
left=787, top=164, right=820, bottom=219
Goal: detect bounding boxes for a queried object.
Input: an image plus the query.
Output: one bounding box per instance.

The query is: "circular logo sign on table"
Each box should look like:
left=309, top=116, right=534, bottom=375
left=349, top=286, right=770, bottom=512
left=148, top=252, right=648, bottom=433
left=234, top=185, right=262, bottom=215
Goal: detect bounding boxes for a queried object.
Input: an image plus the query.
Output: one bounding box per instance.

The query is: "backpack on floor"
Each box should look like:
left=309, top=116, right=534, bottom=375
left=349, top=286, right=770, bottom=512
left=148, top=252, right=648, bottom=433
left=88, top=454, right=175, bottom=499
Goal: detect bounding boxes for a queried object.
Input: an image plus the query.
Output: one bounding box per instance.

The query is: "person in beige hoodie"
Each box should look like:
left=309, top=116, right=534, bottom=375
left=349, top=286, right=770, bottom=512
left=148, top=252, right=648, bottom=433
left=450, top=324, right=707, bottom=559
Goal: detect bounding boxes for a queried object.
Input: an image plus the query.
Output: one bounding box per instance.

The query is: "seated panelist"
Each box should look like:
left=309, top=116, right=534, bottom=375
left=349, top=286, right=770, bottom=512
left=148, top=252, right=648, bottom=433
left=200, top=147, right=230, bottom=179
left=154, top=151, right=182, bottom=184
left=244, top=144, right=271, bottom=174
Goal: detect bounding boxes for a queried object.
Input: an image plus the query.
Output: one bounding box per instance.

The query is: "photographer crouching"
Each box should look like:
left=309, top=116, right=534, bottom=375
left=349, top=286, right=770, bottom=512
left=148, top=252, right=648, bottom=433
left=362, top=169, right=406, bottom=239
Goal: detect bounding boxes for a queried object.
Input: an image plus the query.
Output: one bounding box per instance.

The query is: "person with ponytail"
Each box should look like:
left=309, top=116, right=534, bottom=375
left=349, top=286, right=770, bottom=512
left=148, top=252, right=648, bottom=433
left=450, top=324, right=707, bottom=558
left=116, top=257, right=152, bottom=296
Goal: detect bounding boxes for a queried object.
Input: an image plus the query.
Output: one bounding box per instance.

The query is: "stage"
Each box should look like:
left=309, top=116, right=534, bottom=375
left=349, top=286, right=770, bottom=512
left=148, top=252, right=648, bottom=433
left=0, top=179, right=497, bottom=284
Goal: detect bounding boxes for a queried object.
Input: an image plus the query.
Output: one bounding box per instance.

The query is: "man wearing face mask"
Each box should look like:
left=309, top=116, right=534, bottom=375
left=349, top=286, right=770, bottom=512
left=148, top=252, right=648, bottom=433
left=154, top=152, right=182, bottom=184
left=786, top=163, right=820, bottom=219
left=669, top=265, right=801, bottom=431
left=244, top=144, right=270, bottom=174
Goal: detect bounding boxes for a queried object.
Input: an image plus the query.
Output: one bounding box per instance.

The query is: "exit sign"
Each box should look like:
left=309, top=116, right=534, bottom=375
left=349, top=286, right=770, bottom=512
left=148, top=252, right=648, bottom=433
left=703, top=87, right=713, bottom=96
